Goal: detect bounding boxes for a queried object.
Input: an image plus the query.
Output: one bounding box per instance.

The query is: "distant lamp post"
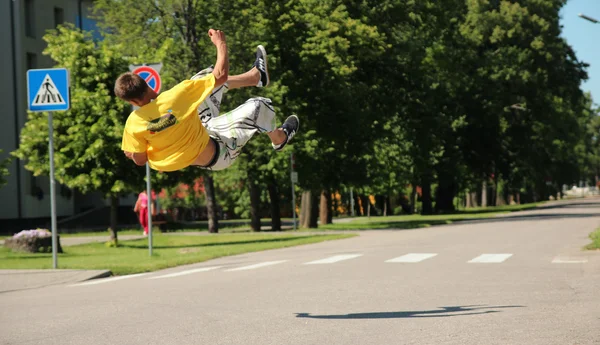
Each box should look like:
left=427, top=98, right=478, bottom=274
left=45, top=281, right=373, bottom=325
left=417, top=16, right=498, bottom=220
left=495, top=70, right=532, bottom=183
left=578, top=13, right=599, bottom=24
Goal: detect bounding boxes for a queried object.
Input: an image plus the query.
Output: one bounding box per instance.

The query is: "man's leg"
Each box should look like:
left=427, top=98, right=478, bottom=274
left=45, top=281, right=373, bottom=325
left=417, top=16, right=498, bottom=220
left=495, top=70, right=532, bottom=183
left=228, top=45, right=270, bottom=89
left=191, top=46, right=268, bottom=125
left=196, top=97, right=299, bottom=171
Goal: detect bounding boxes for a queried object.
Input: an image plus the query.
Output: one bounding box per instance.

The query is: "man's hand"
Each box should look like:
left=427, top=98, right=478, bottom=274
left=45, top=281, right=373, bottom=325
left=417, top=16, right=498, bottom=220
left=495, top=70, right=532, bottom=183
left=124, top=151, right=134, bottom=159
left=209, top=29, right=229, bottom=87
left=208, top=29, right=226, bottom=46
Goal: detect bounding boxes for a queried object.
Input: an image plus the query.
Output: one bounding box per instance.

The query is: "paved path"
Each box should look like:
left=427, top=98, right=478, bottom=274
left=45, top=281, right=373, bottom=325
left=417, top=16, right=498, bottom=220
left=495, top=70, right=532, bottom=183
left=1, top=199, right=599, bottom=345
left=0, top=234, right=145, bottom=247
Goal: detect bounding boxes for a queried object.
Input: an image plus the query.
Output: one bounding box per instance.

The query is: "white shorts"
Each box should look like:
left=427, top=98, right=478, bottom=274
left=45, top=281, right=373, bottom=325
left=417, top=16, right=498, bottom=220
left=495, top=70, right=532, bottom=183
left=191, top=67, right=277, bottom=170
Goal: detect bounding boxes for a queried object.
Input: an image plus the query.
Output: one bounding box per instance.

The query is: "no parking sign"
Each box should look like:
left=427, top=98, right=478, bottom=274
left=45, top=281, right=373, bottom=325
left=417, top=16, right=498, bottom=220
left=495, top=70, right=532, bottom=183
left=129, top=63, right=163, bottom=93
left=127, top=62, right=163, bottom=257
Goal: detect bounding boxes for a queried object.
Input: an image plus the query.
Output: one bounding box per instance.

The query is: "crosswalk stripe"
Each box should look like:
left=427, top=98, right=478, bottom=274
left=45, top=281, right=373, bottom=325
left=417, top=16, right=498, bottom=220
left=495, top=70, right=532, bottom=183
left=225, top=260, right=287, bottom=272
left=70, top=273, right=149, bottom=287
left=304, top=254, right=363, bottom=265
left=551, top=258, right=588, bottom=264
left=468, top=254, right=513, bottom=263
left=385, top=253, right=438, bottom=263
left=147, top=266, right=221, bottom=279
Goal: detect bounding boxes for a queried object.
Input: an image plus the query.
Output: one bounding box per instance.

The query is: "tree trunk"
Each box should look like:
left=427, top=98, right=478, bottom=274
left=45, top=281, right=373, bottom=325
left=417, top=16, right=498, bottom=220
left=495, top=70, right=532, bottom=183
left=204, top=174, right=219, bottom=233
left=481, top=180, right=488, bottom=208
left=496, top=180, right=506, bottom=206
left=249, top=179, right=261, bottom=231
left=468, top=192, right=479, bottom=208
left=491, top=178, right=498, bottom=207
left=267, top=180, right=281, bottom=231
left=301, top=190, right=319, bottom=228
left=383, top=196, right=388, bottom=216
left=332, top=192, right=339, bottom=218
left=435, top=177, right=456, bottom=213
left=410, top=185, right=417, bottom=214
left=310, top=191, right=319, bottom=228
left=421, top=177, right=433, bottom=215
left=108, top=195, right=119, bottom=245
left=319, top=189, right=332, bottom=225
left=359, top=195, right=369, bottom=216
left=300, top=191, right=311, bottom=228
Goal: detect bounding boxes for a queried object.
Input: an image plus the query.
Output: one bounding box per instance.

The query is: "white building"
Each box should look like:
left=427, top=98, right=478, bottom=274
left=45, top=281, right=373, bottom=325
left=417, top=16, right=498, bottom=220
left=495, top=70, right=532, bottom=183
left=1, top=0, right=136, bottom=232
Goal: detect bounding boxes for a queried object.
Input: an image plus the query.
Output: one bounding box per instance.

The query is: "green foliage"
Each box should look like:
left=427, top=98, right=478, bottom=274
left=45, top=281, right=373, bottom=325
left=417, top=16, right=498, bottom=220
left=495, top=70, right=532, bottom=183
left=89, top=0, right=598, bottom=218
left=0, top=150, right=11, bottom=188
left=12, top=24, right=145, bottom=197
left=585, top=227, right=600, bottom=250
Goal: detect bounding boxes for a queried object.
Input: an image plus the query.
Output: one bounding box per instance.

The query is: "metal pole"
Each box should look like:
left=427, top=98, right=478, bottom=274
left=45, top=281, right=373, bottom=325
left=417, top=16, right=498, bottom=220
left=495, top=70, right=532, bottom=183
left=146, top=163, right=153, bottom=256
left=291, top=153, right=296, bottom=230
left=48, top=112, right=58, bottom=269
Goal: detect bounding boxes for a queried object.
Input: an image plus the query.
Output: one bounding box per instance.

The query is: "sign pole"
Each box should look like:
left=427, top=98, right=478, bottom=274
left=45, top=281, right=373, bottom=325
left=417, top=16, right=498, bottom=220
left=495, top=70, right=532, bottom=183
left=26, top=68, right=70, bottom=269
left=48, top=112, right=58, bottom=269
left=128, top=62, right=162, bottom=256
left=146, top=163, right=153, bottom=256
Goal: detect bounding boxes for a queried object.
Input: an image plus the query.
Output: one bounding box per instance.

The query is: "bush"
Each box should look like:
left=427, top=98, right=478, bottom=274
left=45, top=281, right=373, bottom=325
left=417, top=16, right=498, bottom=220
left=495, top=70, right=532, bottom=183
left=4, top=229, right=63, bottom=253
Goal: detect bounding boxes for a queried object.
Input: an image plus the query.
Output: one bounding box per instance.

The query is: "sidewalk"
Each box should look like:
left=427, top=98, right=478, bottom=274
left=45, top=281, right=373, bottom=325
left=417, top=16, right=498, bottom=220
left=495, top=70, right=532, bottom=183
left=0, top=269, right=111, bottom=293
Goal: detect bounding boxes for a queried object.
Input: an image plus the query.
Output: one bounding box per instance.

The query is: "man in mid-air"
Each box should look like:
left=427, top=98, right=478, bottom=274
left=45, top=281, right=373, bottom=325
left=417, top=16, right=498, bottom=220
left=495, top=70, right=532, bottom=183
left=116, top=28, right=299, bottom=171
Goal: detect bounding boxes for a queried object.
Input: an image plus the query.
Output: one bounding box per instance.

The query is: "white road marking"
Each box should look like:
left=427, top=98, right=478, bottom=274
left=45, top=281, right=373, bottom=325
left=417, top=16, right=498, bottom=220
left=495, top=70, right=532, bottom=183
left=70, top=273, right=149, bottom=287
left=225, top=260, right=287, bottom=272
left=468, top=254, right=513, bottom=263
left=385, top=253, right=438, bottom=263
left=304, top=254, right=363, bottom=265
left=552, top=258, right=588, bottom=264
left=147, top=266, right=221, bottom=279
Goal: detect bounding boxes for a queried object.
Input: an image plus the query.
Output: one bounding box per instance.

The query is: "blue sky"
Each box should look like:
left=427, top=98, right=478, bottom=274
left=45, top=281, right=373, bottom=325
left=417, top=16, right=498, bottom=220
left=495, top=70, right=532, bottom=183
left=560, top=0, right=600, bottom=105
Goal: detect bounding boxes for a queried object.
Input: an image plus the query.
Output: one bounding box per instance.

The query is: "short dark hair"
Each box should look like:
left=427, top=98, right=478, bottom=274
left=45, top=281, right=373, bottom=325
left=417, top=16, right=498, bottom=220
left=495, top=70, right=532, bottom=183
left=114, top=72, right=149, bottom=101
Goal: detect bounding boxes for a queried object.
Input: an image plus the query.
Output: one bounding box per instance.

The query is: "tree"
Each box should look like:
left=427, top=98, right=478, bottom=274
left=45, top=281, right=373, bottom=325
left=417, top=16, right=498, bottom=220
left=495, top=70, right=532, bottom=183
left=12, top=24, right=145, bottom=244
left=0, top=150, right=11, bottom=188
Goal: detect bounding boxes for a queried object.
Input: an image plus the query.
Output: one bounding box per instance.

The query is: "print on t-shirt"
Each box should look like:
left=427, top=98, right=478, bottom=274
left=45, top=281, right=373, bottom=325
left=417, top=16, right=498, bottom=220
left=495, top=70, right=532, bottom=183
left=147, top=109, right=178, bottom=134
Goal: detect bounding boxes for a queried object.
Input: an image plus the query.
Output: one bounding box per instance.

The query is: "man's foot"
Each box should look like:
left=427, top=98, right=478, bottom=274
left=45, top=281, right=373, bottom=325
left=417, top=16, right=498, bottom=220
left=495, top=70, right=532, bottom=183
left=254, top=45, right=269, bottom=87
left=273, top=115, right=299, bottom=151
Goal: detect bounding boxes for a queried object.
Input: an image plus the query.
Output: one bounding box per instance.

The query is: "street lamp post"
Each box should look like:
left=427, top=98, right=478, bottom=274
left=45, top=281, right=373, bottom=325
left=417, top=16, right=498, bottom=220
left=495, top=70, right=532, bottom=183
left=578, top=13, right=599, bottom=24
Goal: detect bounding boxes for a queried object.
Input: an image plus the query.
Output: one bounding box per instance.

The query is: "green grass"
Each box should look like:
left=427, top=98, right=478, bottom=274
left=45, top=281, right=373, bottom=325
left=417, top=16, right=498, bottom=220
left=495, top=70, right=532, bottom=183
left=456, top=202, right=544, bottom=214
left=0, top=232, right=355, bottom=275
left=317, top=202, right=545, bottom=231
left=585, top=228, right=600, bottom=250
left=48, top=218, right=298, bottom=238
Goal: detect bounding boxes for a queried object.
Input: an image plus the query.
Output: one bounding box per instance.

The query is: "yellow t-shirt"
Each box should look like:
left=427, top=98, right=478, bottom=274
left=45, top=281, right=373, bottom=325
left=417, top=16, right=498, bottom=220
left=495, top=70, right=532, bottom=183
left=121, top=74, right=216, bottom=172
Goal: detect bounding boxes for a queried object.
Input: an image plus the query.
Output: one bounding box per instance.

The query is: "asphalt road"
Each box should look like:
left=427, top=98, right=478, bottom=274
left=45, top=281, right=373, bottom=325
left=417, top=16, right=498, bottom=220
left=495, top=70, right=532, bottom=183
left=2, top=199, right=599, bottom=345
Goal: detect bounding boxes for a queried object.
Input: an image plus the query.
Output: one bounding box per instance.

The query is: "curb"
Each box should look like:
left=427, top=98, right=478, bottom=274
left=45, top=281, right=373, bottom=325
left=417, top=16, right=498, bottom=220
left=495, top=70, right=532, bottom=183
left=84, top=270, right=113, bottom=280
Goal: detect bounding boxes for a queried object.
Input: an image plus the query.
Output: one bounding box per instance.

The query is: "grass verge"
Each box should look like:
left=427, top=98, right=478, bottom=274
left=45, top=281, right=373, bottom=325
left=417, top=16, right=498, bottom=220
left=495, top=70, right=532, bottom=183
left=585, top=228, right=600, bottom=250
left=318, top=202, right=545, bottom=231
left=0, top=233, right=356, bottom=275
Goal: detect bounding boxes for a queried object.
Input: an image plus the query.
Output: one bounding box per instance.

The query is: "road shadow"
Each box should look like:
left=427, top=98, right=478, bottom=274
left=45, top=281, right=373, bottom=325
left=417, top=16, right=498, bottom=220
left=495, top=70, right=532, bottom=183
left=455, top=212, right=600, bottom=225
left=334, top=212, right=600, bottom=230
left=535, top=202, right=600, bottom=210
left=295, top=304, right=524, bottom=319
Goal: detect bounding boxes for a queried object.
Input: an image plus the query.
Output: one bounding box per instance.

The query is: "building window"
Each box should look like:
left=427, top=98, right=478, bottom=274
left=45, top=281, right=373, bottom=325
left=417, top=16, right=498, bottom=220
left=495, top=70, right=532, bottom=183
left=25, top=0, right=35, bottom=38
left=54, top=7, right=64, bottom=27
left=26, top=53, right=37, bottom=70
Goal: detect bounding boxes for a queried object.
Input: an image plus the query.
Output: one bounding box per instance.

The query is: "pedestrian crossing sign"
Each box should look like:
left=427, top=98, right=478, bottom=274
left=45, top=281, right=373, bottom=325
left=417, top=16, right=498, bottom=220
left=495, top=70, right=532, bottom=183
left=27, top=68, right=70, bottom=112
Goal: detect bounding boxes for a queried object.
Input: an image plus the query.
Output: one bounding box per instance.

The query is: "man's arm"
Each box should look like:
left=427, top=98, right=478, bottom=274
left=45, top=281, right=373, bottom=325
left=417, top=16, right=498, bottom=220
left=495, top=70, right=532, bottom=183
left=208, top=29, right=228, bottom=87
left=124, top=151, right=148, bottom=166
